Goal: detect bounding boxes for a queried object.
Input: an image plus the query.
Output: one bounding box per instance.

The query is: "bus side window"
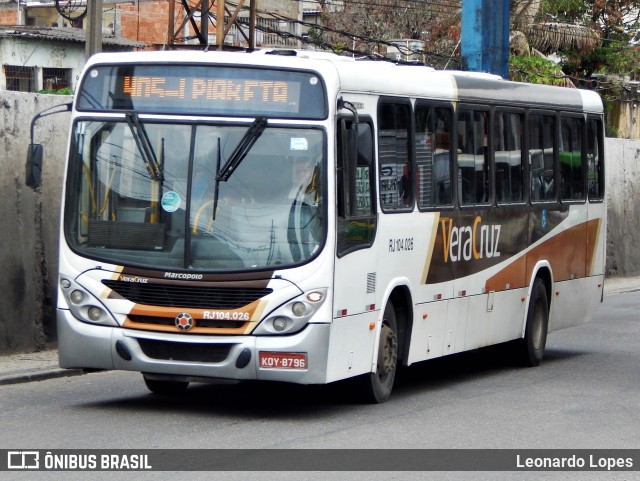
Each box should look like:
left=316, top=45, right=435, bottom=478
left=378, top=101, right=412, bottom=210
left=559, top=116, right=584, bottom=201
left=528, top=114, right=556, bottom=202
left=493, top=111, right=524, bottom=203
left=337, top=118, right=376, bottom=256
left=587, top=118, right=604, bottom=201
left=457, top=108, right=489, bottom=205
left=415, top=102, right=453, bottom=207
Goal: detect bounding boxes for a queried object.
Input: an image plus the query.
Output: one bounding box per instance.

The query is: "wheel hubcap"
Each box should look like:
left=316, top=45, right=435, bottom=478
left=378, top=323, right=398, bottom=381
left=532, top=303, right=544, bottom=350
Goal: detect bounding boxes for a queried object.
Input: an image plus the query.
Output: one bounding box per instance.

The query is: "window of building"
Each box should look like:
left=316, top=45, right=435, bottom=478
left=4, top=65, right=35, bottom=92
left=43, top=68, right=72, bottom=91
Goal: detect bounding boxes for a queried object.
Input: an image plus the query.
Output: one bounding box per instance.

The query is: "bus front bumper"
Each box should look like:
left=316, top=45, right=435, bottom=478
left=57, top=309, right=331, bottom=385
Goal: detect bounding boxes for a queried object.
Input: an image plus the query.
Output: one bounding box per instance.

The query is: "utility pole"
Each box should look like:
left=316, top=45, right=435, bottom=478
left=167, top=0, right=257, bottom=50
left=461, top=0, right=510, bottom=78
left=248, top=0, right=256, bottom=50
left=202, top=0, right=209, bottom=44
left=86, top=0, right=103, bottom=59
left=216, top=0, right=224, bottom=49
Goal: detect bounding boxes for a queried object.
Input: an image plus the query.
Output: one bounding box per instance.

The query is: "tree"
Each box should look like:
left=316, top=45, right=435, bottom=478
left=510, top=0, right=640, bottom=85
left=316, top=0, right=460, bottom=67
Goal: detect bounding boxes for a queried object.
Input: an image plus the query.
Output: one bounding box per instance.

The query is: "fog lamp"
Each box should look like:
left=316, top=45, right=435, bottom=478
left=87, top=306, right=103, bottom=322
left=272, top=317, right=289, bottom=332
left=70, top=290, right=85, bottom=304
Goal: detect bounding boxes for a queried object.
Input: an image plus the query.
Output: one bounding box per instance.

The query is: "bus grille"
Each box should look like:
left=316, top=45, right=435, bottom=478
left=102, top=280, right=272, bottom=309
left=128, top=315, right=245, bottom=330
left=137, top=338, right=234, bottom=363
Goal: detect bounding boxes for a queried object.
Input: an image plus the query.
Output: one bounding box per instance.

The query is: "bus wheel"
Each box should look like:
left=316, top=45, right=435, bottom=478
left=143, top=375, right=189, bottom=395
left=520, top=278, right=549, bottom=366
left=362, top=302, right=398, bottom=403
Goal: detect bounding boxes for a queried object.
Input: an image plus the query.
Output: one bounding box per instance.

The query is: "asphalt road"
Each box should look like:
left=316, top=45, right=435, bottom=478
left=2, top=291, right=640, bottom=480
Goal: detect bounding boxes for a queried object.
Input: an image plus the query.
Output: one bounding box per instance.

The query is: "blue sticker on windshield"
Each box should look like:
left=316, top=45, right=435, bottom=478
left=161, top=191, right=181, bottom=213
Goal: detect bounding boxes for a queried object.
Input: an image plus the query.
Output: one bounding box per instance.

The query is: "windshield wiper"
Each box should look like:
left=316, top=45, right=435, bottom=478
left=216, top=117, right=267, bottom=182
left=125, top=112, right=163, bottom=181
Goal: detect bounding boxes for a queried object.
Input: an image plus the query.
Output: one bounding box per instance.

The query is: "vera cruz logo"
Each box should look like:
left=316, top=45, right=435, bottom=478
left=440, top=216, right=501, bottom=263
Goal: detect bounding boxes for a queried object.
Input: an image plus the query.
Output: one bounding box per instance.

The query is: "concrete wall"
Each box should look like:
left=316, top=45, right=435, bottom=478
left=609, top=98, right=640, bottom=140
left=0, top=91, right=71, bottom=353
left=0, top=90, right=639, bottom=353
left=605, top=138, right=640, bottom=277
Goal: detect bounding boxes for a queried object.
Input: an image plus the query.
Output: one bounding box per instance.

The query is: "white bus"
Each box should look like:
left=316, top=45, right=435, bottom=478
left=32, top=50, right=606, bottom=403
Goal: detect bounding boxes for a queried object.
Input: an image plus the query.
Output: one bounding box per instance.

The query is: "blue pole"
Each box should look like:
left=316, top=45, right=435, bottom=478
left=461, top=0, right=510, bottom=78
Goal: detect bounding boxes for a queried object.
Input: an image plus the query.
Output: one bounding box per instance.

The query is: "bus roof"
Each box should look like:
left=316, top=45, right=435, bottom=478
left=84, top=49, right=603, bottom=114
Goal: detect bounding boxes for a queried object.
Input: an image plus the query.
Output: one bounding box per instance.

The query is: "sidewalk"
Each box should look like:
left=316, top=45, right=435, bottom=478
left=0, top=348, right=83, bottom=386
left=1, top=276, right=639, bottom=387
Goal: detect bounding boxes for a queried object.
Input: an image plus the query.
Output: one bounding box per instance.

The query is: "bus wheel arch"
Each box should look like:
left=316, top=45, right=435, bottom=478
left=388, top=286, right=413, bottom=366
left=519, top=269, right=551, bottom=366
left=359, top=286, right=413, bottom=403
left=359, top=300, right=398, bottom=403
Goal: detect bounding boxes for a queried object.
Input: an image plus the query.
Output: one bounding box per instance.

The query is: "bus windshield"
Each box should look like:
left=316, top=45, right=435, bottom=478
left=64, top=119, right=325, bottom=271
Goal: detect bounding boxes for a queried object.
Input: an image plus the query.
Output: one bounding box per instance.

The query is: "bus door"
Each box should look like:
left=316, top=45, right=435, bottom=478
left=329, top=118, right=379, bottom=381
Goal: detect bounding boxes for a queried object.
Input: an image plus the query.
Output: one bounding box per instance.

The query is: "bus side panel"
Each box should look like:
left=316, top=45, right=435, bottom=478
left=325, top=314, right=378, bottom=383
left=549, top=201, right=606, bottom=331
left=444, top=296, right=468, bottom=354
left=548, top=276, right=603, bottom=331
left=407, top=299, right=448, bottom=364
left=407, top=211, right=456, bottom=364
left=486, top=287, right=529, bottom=345
left=464, top=295, right=490, bottom=350
left=587, top=202, right=606, bottom=277
left=330, top=248, right=379, bottom=382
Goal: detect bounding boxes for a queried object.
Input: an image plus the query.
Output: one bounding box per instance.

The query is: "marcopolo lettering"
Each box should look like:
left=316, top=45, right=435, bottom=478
left=164, top=272, right=204, bottom=280
left=440, top=216, right=501, bottom=263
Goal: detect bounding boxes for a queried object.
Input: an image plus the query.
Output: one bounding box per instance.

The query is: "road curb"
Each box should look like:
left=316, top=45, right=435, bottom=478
left=0, top=367, right=84, bottom=386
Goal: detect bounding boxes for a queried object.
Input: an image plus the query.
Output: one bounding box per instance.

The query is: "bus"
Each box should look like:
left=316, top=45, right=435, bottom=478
left=29, top=49, right=606, bottom=403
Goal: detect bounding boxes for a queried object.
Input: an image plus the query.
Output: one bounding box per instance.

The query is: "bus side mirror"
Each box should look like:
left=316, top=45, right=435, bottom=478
left=25, top=102, right=72, bottom=190
left=26, top=144, right=44, bottom=189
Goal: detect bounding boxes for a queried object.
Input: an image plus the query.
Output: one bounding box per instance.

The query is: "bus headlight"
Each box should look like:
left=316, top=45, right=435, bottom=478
left=60, top=276, right=117, bottom=326
left=254, top=288, right=328, bottom=335
left=87, top=306, right=104, bottom=322
left=272, top=317, right=290, bottom=332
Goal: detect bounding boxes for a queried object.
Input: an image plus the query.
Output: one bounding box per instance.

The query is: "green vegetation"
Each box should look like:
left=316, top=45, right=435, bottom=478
left=38, top=87, right=73, bottom=95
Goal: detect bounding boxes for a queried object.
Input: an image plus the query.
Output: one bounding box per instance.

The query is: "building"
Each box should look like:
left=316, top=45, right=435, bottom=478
left=0, top=0, right=307, bottom=49
left=0, top=26, right=144, bottom=92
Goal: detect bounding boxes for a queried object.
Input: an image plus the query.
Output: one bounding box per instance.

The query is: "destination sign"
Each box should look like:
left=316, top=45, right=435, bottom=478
left=77, top=64, right=327, bottom=119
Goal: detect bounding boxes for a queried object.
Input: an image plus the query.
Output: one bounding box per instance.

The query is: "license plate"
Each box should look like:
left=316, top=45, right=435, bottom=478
left=259, top=352, right=307, bottom=370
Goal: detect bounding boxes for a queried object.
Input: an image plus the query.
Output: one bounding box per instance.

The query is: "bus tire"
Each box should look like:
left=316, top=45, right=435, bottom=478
left=520, top=278, right=549, bottom=367
left=143, top=375, right=189, bottom=395
left=361, top=301, right=398, bottom=403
